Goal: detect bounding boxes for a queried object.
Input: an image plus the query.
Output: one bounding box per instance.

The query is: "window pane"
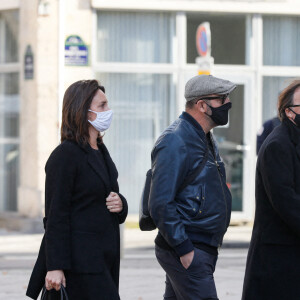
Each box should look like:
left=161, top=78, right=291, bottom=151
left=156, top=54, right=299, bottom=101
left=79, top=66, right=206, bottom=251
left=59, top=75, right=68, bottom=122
left=263, top=16, right=300, bottom=66
left=262, top=76, right=294, bottom=122
left=97, top=12, right=175, bottom=63
left=0, top=73, right=20, bottom=138
left=0, top=10, right=19, bottom=63
left=0, top=143, right=19, bottom=211
left=96, top=73, right=176, bottom=213
left=214, top=86, right=244, bottom=211
left=187, top=14, right=246, bottom=65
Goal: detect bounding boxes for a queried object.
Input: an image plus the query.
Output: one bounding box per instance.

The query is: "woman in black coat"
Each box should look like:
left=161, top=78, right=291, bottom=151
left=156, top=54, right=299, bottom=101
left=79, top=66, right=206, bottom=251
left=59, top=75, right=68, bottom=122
left=26, top=80, right=128, bottom=300
left=242, top=80, right=300, bottom=300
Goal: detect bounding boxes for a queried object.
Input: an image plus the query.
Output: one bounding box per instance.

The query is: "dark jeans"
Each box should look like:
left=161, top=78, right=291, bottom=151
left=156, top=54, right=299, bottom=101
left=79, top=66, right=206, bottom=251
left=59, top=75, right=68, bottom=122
left=155, top=245, right=219, bottom=300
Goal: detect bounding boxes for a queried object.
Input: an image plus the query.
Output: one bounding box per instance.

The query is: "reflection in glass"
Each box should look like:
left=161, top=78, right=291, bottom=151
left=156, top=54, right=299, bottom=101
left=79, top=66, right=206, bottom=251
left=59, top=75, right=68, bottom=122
left=96, top=73, right=175, bottom=213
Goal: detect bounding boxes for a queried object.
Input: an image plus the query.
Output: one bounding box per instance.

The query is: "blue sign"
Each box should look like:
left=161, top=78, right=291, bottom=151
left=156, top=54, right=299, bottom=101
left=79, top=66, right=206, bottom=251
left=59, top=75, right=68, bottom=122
left=65, top=35, right=89, bottom=66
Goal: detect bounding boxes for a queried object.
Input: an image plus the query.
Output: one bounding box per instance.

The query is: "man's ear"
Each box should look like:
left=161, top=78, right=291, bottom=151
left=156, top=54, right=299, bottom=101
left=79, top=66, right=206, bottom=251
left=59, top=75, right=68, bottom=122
left=285, top=107, right=294, bottom=119
left=197, top=100, right=207, bottom=113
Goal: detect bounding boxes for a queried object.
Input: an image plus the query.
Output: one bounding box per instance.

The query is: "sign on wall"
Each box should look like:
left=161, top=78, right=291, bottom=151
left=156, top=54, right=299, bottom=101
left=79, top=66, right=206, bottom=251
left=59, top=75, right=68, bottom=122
left=24, top=45, right=34, bottom=80
left=65, top=35, right=89, bottom=66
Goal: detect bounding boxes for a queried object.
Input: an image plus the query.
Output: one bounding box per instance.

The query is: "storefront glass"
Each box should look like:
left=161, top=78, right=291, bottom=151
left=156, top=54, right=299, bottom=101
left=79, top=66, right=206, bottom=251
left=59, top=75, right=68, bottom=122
left=97, top=72, right=175, bottom=213
left=0, top=11, right=19, bottom=212
left=263, top=16, right=300, bottom=66
left=97, top=11, right=175, bottom=63
left=186, top=14, right=247, bottom=65
left=213, top=86, right=245, bottom=211
left=262, top=76, right=294, bottom=122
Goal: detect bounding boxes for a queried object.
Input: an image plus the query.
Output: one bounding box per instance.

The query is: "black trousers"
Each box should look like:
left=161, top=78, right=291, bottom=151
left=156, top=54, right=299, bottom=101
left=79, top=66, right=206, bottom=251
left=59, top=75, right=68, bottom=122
left=155, top=245, right=219, bottom=300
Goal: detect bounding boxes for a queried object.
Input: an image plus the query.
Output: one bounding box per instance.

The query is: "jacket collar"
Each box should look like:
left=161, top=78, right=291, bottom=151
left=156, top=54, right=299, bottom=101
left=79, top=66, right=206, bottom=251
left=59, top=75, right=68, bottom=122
left=78, top=140, right=116, bottom=194
left=179, top=111, right=206, bottom=140
left=284, top=118, right=300, bottom=145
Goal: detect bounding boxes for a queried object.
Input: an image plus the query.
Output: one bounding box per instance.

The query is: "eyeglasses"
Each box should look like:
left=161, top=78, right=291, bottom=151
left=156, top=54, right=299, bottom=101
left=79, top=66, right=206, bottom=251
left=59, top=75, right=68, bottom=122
left=288, top=105, right=300, bottom=108
left=197, top=93, right=229, bottom=105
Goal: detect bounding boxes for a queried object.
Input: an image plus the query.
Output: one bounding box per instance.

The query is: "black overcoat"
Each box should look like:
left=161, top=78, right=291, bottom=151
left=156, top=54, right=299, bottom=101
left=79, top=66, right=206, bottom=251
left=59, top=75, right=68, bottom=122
left=242, top=119, right=300, bottom=300
left=26, top=140, right=128, bottom=300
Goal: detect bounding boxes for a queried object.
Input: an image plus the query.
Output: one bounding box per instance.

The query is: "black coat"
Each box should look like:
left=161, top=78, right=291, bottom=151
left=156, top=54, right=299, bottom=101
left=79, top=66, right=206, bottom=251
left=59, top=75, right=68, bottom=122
left=242, top=119, right=300, bottom=300
left=26, top=140, right=128, bottom=300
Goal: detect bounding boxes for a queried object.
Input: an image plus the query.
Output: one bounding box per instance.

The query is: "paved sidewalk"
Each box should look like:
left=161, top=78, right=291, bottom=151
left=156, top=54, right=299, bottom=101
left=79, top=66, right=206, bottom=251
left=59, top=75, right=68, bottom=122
left=124, top=225, right=252, bottom=249
left=0, top=225, right=252, bottom=299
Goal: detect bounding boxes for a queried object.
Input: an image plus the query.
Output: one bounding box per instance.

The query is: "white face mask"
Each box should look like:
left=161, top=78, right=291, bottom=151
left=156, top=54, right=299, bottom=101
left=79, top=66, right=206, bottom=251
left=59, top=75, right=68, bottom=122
left=88, top=109, right=113, bottom=132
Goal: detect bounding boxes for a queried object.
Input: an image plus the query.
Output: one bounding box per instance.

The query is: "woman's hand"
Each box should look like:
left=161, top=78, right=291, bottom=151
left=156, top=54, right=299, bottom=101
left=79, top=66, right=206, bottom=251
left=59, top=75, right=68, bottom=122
left=45, top=270, right=66, bottom=291
left=106, top=192, right=123, bottom=213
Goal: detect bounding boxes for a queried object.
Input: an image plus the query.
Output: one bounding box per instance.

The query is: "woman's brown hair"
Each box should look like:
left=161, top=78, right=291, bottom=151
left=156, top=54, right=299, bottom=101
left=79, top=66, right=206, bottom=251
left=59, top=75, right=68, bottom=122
left=61, top=79, right=105, bottom=145
left=278, top=79, right=300, bottom=121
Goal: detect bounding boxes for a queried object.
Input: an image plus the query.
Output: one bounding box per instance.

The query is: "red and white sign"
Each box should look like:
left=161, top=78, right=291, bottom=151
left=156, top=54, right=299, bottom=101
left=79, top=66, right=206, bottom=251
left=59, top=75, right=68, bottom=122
left=196, top=22, right=211, bottom=57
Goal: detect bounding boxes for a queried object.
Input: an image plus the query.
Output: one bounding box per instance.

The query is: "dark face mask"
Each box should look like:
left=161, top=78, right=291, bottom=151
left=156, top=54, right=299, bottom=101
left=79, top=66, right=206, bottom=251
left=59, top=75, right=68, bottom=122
left=289, top=108, right=300, bottom=127
left=205, top=102, right=232, bottom=126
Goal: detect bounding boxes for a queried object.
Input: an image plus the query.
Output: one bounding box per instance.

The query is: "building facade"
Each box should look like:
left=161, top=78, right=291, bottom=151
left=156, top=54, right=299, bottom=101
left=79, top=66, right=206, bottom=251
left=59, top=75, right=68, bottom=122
left=1, top=0, right=300, bottom=225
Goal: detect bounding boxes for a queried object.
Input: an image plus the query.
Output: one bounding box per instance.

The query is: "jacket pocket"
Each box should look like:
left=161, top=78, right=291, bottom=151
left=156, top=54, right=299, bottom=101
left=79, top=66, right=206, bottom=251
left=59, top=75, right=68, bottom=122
left=192, top=185, right=206, bottom=219
left=177, top=185, right=205, bottom=219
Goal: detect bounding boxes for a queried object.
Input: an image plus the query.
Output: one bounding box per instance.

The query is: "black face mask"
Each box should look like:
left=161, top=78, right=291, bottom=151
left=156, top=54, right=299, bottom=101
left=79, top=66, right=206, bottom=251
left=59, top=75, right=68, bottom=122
left=289, top=108, right=300, bottom=127
left=205, top=102, right=232, bottom=126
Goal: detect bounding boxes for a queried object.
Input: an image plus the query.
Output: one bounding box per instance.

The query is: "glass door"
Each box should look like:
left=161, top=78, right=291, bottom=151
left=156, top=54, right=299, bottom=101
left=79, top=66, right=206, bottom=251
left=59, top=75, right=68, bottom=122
left=213, top=85, right=245, bottom=212
left=213, top=73, right=255, bottom=221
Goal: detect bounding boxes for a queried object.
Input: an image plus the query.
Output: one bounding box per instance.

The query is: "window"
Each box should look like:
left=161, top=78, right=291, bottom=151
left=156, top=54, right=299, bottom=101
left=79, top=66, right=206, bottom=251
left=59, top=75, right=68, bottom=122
left=263, top=16, right=300, bottom=66
left=96, top=73, right=175, bottom=213
left=262, top=76, right=294, bottom=122
left=0, top=73, right=19, bottom=211
left=187, top=14, right=247, bottom=65
left=97, top=11, right=175, bottom=63
left=0, top=11, right=19, bottom=212
left=0, top=10, right=19, bottom=63
left=96, top=11, right=177, bottom=213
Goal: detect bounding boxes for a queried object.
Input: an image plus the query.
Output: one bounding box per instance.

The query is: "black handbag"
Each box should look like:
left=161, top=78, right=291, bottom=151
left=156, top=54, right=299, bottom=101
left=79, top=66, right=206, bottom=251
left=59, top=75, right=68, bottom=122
left=139, top=149, right=208, bottom=231
left=139, top=169, right=156, bottom=231
left=40, top=285, right=69, bottom=300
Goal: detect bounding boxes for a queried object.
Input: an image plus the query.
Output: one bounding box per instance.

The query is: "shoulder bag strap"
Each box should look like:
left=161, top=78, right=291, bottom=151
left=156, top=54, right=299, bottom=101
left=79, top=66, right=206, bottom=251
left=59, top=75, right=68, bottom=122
left=177, top=148, right=209, bottom=194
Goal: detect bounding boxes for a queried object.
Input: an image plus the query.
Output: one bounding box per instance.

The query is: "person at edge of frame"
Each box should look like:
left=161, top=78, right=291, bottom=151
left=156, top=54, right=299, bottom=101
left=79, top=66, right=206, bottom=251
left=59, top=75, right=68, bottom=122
left=26, top=80, right=128, bottom=300
left=256, top=116, right=281, bottom=155
left=242, top=79, right=300, bottom=300
left=149, top=74, right=236, bottom=300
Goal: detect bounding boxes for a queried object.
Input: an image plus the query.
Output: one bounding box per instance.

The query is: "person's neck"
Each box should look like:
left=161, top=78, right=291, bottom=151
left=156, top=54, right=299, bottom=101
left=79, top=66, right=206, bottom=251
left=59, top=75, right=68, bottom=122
left=185, top=110, right=214, bottom=134
left=89, top=128, right=99, bottom=150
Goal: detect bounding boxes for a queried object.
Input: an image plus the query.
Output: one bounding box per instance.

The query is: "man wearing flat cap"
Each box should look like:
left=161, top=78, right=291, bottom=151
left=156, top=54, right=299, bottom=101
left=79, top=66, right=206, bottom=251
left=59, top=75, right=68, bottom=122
left=149, top=75, right=236, bottom=299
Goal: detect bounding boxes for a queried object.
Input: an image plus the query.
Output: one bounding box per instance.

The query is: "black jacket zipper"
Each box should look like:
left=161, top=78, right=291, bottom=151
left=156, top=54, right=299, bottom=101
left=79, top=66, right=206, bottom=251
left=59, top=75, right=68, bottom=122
left=209, top=134, right=228, bottom=244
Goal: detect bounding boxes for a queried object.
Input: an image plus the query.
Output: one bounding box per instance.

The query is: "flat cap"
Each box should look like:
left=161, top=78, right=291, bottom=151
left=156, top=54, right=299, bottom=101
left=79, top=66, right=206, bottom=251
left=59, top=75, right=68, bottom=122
left=185, top=75, right=236, bottom=102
